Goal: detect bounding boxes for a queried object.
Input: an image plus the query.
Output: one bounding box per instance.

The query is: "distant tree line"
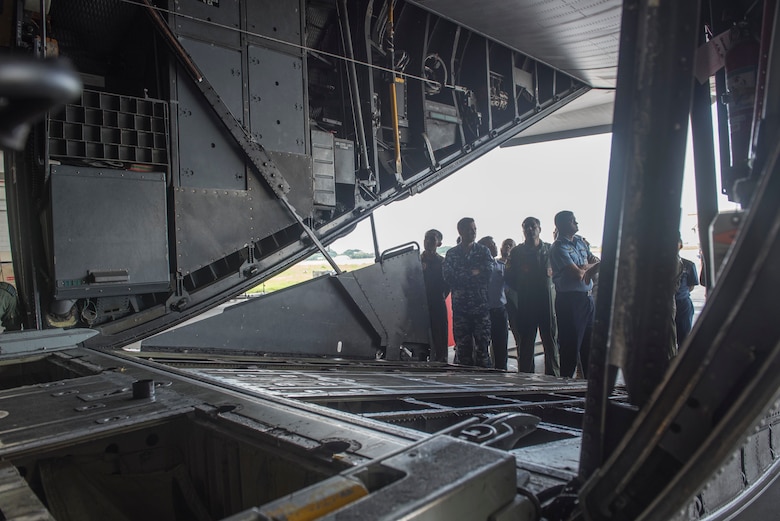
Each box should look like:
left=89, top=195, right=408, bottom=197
left=342, top=249, right=374, bottom=258
left=307, top=247, right=372, bottom=260
left=307, top=246, right=448, bottom=261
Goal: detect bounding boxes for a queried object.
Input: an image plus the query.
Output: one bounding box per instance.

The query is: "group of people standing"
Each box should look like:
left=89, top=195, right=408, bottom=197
left=421, top=211, right=599, bottom=377
left=421, top=212, right=699, bottom=377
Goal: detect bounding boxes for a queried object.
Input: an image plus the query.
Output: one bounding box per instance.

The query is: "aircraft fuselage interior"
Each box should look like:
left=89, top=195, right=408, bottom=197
left=1, top=0, right=779, bottom=520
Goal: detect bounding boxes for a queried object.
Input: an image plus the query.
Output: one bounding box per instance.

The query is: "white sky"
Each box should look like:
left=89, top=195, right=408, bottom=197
left=332, top=131, right=737, bottom=254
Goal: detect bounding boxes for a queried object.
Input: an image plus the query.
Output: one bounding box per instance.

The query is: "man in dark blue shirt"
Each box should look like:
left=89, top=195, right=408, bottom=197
left=550, top=211, right=599, bottom=378
left=421, top=229, right=450, bottom=362
left=675, top=236, right=699, bottom=349
left=443, top=218, right=493, bottom=367
left=505, top=217, right=560, bottom=376
left=499, top=238, right=519, bottom=353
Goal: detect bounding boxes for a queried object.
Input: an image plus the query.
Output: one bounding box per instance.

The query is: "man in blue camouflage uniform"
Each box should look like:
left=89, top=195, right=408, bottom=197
left=443, top=217, right=493, bottom=367
left=550, top=211, right=599, bottom=378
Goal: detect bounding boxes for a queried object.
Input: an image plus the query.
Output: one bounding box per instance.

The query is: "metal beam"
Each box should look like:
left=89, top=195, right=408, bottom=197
left=578, top=2, right=780, bottom=518
left=691, top=72, right=719, bottom=293
left=578, top=0, right=640, bottom=484
left=606, top=0, right=700, bottom=407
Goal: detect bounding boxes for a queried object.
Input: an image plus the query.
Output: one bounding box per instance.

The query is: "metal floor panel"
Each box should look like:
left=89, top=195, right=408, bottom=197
left=188, top=366, right=589, bottom=400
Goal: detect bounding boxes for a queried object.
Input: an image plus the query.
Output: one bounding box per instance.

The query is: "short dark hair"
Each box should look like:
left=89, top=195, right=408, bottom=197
left=522, top=216, right=540, bottom=229
left=457, top=217, right=475, bottom=233
left=554, top=211, right=574, bottom=230
left=425, top=229, right=443, bottom=241
left=477, top=236, right=494, bottom=247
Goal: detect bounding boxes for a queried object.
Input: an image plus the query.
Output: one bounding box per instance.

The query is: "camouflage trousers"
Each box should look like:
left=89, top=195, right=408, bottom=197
left=452, top=311, right=492, bottom=367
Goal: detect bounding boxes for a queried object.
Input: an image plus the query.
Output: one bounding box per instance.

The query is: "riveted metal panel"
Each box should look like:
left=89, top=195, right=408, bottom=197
left=699, top=451, right=745, bottom=515
left=50, top=165, right=169, bottom=299
left=174, top=0, right=240, bottom=49
left=248, top=46, right=306, bottom=155
left=266, top=150, right=314, bottom=217
left=744, top=429, right=774, bottom=485
left=173, top=187, right=293, bottom=275
left=246, top=0, right=303, bottom=54
left=176, top=37, right=247, bottom=190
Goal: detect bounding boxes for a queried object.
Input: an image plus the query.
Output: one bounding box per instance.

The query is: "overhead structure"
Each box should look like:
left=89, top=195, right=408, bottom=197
left=4, top=0, right=595, bottom=349
left=406, top=0, right=623, bottom=144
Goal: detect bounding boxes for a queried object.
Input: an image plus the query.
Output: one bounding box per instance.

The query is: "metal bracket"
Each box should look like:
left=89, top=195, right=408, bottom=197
left=166, top=272, right=190, bottom=311
left=333, top=274, right=389, bottom=348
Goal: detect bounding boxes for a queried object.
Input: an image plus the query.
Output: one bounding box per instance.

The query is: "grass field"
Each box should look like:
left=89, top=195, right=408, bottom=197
left=247, top=261, right=372, bottom=294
